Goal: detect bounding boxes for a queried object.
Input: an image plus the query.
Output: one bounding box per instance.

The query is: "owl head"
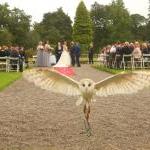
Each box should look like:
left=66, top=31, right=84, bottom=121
left=79, top=79, right=95, bottom=93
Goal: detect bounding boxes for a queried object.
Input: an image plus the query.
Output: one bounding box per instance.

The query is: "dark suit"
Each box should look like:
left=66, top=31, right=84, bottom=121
left=74, top=44, right=81, bottom=67
left=70, top=45, right=75, bottom=66
left=55, top=46, right=63, bottom=62
left=88, top=47, right=94, bottom=64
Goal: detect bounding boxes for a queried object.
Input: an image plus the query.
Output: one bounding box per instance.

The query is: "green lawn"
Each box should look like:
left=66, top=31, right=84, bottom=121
left=0, top=72, right=22, bottom=91
left=92, top=63, right=125, bottom=74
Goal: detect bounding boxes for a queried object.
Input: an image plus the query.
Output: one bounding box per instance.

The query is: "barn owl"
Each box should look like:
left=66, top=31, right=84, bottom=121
left=23, top=69, right=150, bottom=136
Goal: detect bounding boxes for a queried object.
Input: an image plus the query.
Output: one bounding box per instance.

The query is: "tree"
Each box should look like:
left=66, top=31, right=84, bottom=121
left=35, top=8, right=72, bottom=44
left=0, top=27, right=13, bottom=45
left=8, top=8, right=31, bottom=46
left=108, top=0, right=132, bottom=42
left=73, top=1, right=93, bottom=52
left=91, top=2, right=112, bottom=50
left=91, top=0, right=134, bottom=50
left=130, top=14, right=147, bottom=40
left=0, top=3, right=10, bottom=28
left=0, top=3, right=31, bottom=47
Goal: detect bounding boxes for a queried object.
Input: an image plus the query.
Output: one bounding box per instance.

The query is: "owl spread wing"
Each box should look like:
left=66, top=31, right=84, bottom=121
left=23, top=69, right=80, bottom=96
left=95, top=71, right=150, bottom=97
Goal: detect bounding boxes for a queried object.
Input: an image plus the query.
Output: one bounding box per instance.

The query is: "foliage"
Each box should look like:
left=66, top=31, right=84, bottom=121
left=0, top=3, right=31, bottom=47
left=0, top=72, right=21, bottom=91
left=130, top=14, right=147, bottom=40
left=34, top=8, right=72, bottom=44
left=91, top=0, right=134, bottom=51
left=0, top=27, right=13, bottom=45
left=73, top=1, right=93, bottom=52
left=25, top=48, right=36, bottom=58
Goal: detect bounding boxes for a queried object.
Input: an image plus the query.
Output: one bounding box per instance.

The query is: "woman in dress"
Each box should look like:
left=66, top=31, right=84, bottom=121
left=44, top=41, right=53, bottom=67
left=37, top=41, right=44, bottom=67
left=53, top=41, right=74, bottom=76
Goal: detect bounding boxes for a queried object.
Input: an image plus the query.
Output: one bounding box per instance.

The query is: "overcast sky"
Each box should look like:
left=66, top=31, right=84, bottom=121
left=0, top=0, right=149, bottom=23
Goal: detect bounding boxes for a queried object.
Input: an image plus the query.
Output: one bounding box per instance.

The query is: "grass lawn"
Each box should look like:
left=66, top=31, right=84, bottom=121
left=0, top=72, right=22, bottom=91
left=92, top=63, right=126, bottom=74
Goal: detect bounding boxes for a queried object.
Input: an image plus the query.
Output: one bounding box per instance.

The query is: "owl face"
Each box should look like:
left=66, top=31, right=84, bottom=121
left=79, top=79, right=95, bottom=94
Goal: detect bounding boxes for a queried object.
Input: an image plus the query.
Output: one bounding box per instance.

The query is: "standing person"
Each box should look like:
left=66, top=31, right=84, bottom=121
left=74, top=42, right=81, bottom=67
left=88, top=43, right=94, bottom=64
left=54, top=41, right=71, bottom=67
left=132, top=42, right=142, bottom=59
left=70, top=41, right=75, bottom=66
left=55, top=42, right=63, bottom=63
left=37, top=41, right=44, bottom=67
left=44, top=41, right=53, bottom=67
left=53, top=41, right=74, bottom=76
left=18, top=47, right=25, bottom=72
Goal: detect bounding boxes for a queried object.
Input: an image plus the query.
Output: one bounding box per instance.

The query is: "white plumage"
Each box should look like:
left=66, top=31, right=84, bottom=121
left=23, top=68, right=150, bottom=136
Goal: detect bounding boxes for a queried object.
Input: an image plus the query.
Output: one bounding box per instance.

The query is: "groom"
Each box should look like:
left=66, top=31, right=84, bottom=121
left=73, top=42, right=81, bottom=67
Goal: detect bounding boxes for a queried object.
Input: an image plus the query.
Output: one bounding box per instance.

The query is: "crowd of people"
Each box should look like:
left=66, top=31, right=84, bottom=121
left=0, top=46, right=26, bottom=72
left=36, top=41, right=81, bottom=67
left=98, top=41, right=150, bottom=68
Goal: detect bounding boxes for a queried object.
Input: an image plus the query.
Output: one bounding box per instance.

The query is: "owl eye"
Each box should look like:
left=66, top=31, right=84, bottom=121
left=82, top=84, right=85, bottom=87
left=88, top=83, right=91, bottom=87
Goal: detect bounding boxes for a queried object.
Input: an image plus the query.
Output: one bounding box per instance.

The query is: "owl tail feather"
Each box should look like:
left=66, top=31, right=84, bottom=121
left=76, top=97, right=83, bottom=106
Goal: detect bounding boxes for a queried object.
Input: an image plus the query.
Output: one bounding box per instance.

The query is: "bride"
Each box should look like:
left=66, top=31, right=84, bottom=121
left=53, top=41, right=74, bottom=76
left=54, top=41, right=71, bottom=67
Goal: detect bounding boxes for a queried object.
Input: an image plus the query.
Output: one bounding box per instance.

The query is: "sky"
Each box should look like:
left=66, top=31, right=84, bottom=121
left=0, top=0, right=149, bottom=23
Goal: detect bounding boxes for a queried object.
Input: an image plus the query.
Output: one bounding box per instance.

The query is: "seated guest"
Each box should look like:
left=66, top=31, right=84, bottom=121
left=4, top=46, right=11, bottom=57
left=147, top=43, right=150, bottom=54
left=123, top=42, right=132, bottom=55
left=19, top=47, right=25, bottom=72
left=129, top=43, right=134, bottom=53
left=141, top=43, right=149, bottom=54
left=10, top=46, right=20, bottom=70
left=132, top=42, right=142, bottom=59
left=0, top=46, right=6, bottom=57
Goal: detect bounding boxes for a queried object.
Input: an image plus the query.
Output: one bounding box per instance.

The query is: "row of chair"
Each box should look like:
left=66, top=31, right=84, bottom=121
left=0, top=57, right=20, bottom=72
left=100, top=54, right=150, bottom=70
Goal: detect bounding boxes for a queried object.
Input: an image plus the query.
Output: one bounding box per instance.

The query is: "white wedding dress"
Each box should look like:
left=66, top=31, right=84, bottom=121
left=54, top=45, right=71, bottom=67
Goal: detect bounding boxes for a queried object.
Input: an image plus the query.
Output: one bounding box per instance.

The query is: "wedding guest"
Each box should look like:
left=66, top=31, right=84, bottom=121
left=19, top=47, right=25, bottom=72
left=44, top=41, right=53, bottom=67
left=141, top=43, right=149, bottom=54
left=88, top=43, right=94, bottom=64
left=37, top=41, right=44, bottom=67
left=132, top=42, right=142, bottom=59
left=10, top=46, right=20, bottom=70
left=74, top=42, right=81, bottom=67
left=55, top=42, right=63, bottom=63
left=70, top=41, right=75, bottom=66
left=147, top=43, right=150, bottom=54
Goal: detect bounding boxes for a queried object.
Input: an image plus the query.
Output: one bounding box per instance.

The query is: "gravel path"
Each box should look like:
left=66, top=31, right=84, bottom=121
left=0, top=65, right=150, bottom=150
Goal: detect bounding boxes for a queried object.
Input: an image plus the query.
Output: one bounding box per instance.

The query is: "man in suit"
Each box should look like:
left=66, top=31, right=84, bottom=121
left=70, top=41, right=75, bottom=66
left=74, top=42, right=81, bottom=67
left=88, top=43, right=94, bottom=64
left=55, top=42, right=63, bottom=63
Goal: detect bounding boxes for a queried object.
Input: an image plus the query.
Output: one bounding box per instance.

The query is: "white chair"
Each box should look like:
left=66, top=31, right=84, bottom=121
left=122, top=54, right=133, bottom=70
left=142, top=54, right=150, bottom=69
left=132, top=56, right=143, bottom=69
left=113, top=54, right=122, bottom=69
left=8, top=57, right=19, bottom=72
left=0, top=57, right=8, bottom=72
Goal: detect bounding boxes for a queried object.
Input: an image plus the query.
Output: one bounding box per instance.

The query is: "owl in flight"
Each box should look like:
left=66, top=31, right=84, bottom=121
left=24, top=69, right=150, bottom=136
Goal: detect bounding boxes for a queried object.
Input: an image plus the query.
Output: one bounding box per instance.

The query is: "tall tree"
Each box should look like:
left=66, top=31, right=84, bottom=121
left=73, top=1, right=93, bottom=52
left=0, top=27, right=13, bottom=45
left=35, top=8, right=72, bottom=44
left=8, top=8, right=31, bottom=46
left=130, top=14, right=147, bottom=40
left=91, top=2, right=112, bottom=50
left=0, top=3, right=10, bottom=28
left=108, top=0, right=132, bottom=42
